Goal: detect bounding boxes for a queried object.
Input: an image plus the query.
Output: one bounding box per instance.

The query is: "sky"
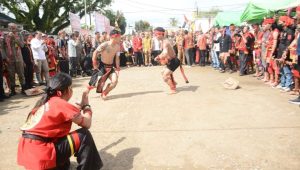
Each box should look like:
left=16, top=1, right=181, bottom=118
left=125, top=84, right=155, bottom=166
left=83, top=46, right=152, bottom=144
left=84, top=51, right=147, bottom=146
left=110, top=0, right=251, bottom=28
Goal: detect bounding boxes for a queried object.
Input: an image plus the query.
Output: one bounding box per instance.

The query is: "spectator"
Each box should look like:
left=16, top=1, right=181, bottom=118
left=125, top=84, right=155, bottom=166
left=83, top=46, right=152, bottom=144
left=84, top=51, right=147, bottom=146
left=176, top=30, right=185, bottom=65
left=132, top=33, right=143, bottom=66
left=31, top=31, right=49, bottom=85
left=197, top=31, right=207, bottom=66
left=183, top=30, right=194, bottom=67
left=68, top=33, right=80, bottom=77
left=0, top=31, right=9, bottom=101
left=143, top=32, right=152, bottom=66
left=5, top=23, right=26, bottom=95
left=21, top=34, right=34, bottom=89
left=57, top=30, right=69, bottom=74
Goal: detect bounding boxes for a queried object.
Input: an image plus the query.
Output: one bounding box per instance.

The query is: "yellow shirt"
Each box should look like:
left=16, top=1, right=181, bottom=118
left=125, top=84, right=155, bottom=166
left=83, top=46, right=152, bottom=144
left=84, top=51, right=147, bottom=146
left=142, top=37, right=152, bottom=51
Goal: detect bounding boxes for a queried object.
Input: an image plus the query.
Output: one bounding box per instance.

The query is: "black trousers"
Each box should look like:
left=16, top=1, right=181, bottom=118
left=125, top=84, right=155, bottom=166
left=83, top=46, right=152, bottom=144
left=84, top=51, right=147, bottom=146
left=199, top=50, right=206, bottom=65
left=58, top=59, right=70, bottom=74
left=55, top=128, right=103, bottom=170
left=152, top=50, right=161, bottom=66
left=134, top=52, right=143, bottom=66
left=54, top=128, right=102, bottom=170
left=24, top=62, right=34, bottom=89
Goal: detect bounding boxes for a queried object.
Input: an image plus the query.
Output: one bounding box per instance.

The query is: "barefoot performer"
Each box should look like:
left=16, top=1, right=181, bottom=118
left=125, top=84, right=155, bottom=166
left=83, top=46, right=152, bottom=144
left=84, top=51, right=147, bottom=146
left=89, top=29, right=121, bottom=100
left=154, top=27, right=189, bottom=94
left=17, top=72, right=103, bottom=170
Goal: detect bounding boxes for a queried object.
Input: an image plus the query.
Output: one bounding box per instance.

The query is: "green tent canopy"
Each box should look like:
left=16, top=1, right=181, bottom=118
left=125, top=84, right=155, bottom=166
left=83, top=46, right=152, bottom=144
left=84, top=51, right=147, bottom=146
left=240, top=0, right=300, bottom=23
left=214, top=11, right=244, bottom=27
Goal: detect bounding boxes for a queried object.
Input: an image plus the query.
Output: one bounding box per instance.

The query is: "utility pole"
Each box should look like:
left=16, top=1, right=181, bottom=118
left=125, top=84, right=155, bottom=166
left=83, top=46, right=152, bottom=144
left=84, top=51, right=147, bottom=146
left=84, top=0, right=87, bottom=29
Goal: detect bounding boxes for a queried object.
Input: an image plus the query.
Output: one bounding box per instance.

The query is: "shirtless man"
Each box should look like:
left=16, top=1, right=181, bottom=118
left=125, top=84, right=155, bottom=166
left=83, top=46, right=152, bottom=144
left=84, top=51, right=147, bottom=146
left=89, top=29, right=121, bottom=100
left=154, top=27, right=186, bottom=94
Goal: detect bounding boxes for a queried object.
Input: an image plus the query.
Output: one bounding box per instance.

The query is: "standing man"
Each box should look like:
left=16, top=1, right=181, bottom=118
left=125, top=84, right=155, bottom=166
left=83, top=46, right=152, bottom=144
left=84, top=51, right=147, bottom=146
left=238, top=26, right=255, bottom=76
left=5, top=23, right=26, bottom=95
left=197, top=31, right=207, bottom=66
left=74, top=31, right=84, bottom=76
left=276, top=16, right=294, bottom=91
left=89, top=29, right=121, bottom=100
left=132, top=33, right=143, bottom=66
left=93, top=31, right=101, bottom=49
left=151, top=34, right=162, bottom=66
left=142, top=32, right=152, bottom=66
left=176, top=30, right=185, bottom=65
left=68, top=33, right=80, bottom=77
left=31, top=31, right=49, bottom=86
left=184, top=30, right=194, bottom=67
left=57, top=30, right=69, bottom=74
left=21, top=34, right=34, bottom=90
left=154, top=27, right=186, bottom=94
left=216, top=27, right=232, bottom=73
left=0, top=31, right=9, bottom=101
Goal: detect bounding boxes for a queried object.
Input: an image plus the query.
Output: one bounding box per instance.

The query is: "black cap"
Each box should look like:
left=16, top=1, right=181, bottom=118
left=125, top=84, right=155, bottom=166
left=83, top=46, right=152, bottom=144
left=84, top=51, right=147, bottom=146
left=110, top=29, right=120, bottom=36
left=154, top=27, right=165, bottom=32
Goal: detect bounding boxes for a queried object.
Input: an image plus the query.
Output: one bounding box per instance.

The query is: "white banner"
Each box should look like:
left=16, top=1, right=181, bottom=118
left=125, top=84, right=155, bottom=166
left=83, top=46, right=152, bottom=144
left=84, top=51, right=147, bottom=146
left=94, top=12, right=111, bottom=33
left=69, top=12, right=81, bottom=32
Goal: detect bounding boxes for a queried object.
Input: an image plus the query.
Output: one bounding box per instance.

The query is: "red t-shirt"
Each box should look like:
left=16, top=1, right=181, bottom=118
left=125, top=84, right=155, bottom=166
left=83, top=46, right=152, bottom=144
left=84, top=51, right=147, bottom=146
left=17, top=96, right=80, bottom=170
left=132, top=37, right=142, bottom=52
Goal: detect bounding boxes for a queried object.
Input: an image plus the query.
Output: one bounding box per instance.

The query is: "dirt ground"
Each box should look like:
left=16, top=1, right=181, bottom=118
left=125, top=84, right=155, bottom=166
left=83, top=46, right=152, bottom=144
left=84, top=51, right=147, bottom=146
left=0, top=66, right=300, bottom=170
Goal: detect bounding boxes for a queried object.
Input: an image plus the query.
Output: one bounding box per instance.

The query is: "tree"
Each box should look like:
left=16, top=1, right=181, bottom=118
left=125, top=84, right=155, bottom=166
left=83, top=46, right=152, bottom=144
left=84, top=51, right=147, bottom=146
left=104, top=10, right=127, bottom=35
left=169, top=18, right=178, bottom=27
left=193, top=7, right=222, bottom=18
left=0, top=0, right=113, bottom=34
left=134, top=20, right=151, bottom=32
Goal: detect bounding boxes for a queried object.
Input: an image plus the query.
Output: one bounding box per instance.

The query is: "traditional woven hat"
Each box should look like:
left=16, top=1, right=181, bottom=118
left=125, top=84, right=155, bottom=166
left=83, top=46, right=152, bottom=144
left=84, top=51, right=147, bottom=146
left=222, top=77, right=239, bottom=90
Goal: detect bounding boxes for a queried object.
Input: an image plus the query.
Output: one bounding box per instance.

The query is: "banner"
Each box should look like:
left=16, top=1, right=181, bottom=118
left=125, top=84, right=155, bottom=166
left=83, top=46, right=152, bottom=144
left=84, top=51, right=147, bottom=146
left=94, top=12, right=111, bottom=33
left=69, top=12, right=81, bottom=32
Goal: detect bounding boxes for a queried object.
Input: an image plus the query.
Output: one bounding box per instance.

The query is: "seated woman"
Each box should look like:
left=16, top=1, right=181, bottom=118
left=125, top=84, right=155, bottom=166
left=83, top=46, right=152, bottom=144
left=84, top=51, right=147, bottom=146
left=17, top=72, right=103, bottom=170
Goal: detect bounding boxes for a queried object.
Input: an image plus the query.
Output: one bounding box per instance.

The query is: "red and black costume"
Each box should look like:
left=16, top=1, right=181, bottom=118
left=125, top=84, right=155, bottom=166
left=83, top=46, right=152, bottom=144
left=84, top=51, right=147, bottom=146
left=17, top=96, right=102, bottom=170
left=89, top=61, right=116, bottom=94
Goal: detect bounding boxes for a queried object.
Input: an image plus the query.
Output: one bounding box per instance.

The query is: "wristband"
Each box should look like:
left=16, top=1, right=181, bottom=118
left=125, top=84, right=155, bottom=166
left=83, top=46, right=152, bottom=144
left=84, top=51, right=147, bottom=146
left=82, top=104, right=91, bottom=110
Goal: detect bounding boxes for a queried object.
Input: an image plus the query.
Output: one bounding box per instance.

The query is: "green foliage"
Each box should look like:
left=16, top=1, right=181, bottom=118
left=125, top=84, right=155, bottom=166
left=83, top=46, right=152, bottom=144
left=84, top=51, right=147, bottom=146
left=0, top=0, right=115, bottom=34
left=134, top=20, right=151, bottom=32
left=169, top=18, right=178, bottom=27
left=193, top=7, right=222, bottom=18
left=104, top=10, right=127, bottom=35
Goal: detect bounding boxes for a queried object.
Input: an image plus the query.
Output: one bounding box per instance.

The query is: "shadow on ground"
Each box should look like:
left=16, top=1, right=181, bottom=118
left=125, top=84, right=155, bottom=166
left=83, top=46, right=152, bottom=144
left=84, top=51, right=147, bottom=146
left=177, top=85, right=199, bottom=92
left=0, top=98, right=30, bottom=116
left=93, top=90, right=163, bottom=100
left=70, top=137, right=140, bottom=170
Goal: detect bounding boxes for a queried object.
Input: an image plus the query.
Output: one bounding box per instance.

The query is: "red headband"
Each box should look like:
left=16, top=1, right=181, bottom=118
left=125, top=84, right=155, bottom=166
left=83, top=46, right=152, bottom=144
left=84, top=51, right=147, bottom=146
left=154, top=31, right=164, bottom=36
left=110, top=34, right=121, bottom=38
left=297, top=6, right=300, bottom=12
left=279, top=16, right=294, bottom=26
left=263, top=18, right=275, bottom=25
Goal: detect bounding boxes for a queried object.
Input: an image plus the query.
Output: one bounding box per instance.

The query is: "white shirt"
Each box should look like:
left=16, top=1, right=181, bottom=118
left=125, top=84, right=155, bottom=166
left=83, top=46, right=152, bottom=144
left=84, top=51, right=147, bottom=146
left=31, top=38, right=47, bottom=60
left=214, top=32, right=221, bottom=52
left=123, top=40, right=132, bottom=52
left=68, top=39, right=77, bottom=57
left=152, top=38, right=161, bottom=51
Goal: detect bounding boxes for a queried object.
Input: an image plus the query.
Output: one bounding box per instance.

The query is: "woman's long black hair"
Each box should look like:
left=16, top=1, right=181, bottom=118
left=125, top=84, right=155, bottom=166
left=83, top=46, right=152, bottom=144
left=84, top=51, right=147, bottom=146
left=26, top=73, right=72, bottom=119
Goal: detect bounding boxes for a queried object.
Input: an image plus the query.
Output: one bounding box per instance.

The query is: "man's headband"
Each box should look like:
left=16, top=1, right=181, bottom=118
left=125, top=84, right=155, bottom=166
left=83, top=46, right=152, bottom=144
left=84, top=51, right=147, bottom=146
left=110, top=33, right=121, bottom=38
left=263, top=18, right=275, bottom=25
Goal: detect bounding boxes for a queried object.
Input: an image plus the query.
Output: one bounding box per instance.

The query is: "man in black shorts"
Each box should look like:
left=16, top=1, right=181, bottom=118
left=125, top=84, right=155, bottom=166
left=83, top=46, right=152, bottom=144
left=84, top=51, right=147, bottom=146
left=154, top=27, right=182, bottom=94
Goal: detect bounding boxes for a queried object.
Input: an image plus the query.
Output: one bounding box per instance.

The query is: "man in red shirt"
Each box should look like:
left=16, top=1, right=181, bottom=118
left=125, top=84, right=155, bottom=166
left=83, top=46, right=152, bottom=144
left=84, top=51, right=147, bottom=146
left=132, top=33, right=143, bottom=66
left=197, top=31, right=207, bottom=66
left=184, top=30, right=194, bottom=67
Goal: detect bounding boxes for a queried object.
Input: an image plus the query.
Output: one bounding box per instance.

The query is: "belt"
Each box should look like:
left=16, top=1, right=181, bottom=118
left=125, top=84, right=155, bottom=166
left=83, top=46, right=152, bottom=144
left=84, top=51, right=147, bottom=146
left=22, top=133, right=53, bottom=143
